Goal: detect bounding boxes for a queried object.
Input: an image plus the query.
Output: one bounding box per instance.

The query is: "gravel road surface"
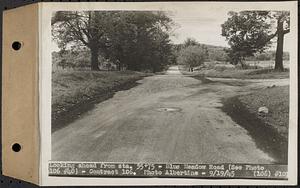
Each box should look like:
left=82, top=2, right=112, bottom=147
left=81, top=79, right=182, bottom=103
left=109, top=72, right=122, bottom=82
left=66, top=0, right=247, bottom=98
left=52, top=66, right=288, bottom=163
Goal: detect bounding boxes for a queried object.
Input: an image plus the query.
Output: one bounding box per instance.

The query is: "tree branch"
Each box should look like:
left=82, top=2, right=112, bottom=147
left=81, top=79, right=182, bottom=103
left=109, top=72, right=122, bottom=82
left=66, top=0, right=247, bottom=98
left=267, top=31, right=278, bottom=41
left=65, top=20, right=89, bottom=46
left=283, top=29, right=290, bottom=34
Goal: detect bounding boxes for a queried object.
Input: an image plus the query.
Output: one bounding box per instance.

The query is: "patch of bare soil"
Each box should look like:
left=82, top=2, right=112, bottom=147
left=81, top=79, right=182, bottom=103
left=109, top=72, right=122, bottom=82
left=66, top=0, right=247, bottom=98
left=221, top=96, right=288, bottom=164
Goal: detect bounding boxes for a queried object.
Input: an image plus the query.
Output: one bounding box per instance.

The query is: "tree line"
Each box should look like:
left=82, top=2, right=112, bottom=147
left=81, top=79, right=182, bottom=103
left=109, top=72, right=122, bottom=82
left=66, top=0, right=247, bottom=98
left=173, top=37, right=290, bottom=71
left=52, top=10, right=290, bottom=72
left=52, top=11, right=174, bottom=72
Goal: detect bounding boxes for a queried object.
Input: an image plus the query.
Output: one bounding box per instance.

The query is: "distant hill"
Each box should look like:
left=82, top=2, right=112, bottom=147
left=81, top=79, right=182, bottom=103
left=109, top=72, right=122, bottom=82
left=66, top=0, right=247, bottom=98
left=200, top=44, right=229, bottom=62
left=200, top=43, right=289, bottom=62
left=172, top=43, right=229, bottom=62
left=173, top=42, right=289, bottom=62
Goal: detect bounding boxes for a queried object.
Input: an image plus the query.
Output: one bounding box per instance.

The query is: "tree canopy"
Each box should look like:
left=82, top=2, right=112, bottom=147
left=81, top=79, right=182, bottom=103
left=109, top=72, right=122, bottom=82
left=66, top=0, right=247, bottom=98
left=221, top=11, right=290, bottom=70
left=52, top=11, right=174, bottom=72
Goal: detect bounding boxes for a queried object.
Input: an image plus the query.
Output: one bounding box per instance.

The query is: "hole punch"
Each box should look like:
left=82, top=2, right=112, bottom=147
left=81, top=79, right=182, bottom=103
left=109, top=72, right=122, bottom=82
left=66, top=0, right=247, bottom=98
left=12, top=143, right=21, bottom=152
left=12, top=41, right=22, bottom=51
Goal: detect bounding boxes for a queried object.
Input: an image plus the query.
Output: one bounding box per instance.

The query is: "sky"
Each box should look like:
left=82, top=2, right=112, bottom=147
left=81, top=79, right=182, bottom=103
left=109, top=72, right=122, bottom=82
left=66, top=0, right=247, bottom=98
left=168, top=9, right=292, bottom=51
left=169, top=9, right=229, bottom=47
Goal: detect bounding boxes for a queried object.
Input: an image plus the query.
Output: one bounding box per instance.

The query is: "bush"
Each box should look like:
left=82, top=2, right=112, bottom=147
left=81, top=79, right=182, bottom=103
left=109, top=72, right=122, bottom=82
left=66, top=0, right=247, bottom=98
left=214, top=65, right=228, bottom=71
left=177, top=45, right=207, bottom=68
left=235, top=62, right=260, bottom=70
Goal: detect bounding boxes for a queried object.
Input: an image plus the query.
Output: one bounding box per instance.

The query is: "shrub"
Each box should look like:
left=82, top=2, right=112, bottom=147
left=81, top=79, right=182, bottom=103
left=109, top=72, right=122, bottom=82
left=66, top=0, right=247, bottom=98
left=177, top=45, right=207, bottom=68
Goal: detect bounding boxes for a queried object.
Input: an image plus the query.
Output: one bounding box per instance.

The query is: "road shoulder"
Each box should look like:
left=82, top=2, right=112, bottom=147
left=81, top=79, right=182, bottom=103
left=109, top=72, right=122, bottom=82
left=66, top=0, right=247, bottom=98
left=221, top=91, right=288, bottom=164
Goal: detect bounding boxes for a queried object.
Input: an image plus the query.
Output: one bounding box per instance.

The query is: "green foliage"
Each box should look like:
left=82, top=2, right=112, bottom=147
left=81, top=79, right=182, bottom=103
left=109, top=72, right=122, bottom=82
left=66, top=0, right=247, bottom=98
left=105, top=11, right=173, bottom=72
left=207, top=48, right=230, bottom=62
left=52, top=11, right=174, bottom=72
left=52, top=50, right=91, bottom=70
left=174, top=39, right=229, bottom=63
left=221, top=11, right=290, bottom=70
left=183, top=38, right=200, bottom=48
left=246, top=51, right=289, bottom=61
left=177, top=45, right=207, bottom=68
left=221, top=11, right=274, bottom=64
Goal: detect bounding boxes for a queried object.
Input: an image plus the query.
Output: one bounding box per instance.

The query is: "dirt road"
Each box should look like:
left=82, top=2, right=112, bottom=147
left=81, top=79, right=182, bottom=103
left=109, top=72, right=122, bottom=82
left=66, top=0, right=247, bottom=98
left=52, top=66, right=288, bottom=163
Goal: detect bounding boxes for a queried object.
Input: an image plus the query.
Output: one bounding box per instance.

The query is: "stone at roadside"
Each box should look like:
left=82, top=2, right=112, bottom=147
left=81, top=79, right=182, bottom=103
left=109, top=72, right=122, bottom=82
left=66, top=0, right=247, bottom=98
left=258, top=106, right=269, bottom=116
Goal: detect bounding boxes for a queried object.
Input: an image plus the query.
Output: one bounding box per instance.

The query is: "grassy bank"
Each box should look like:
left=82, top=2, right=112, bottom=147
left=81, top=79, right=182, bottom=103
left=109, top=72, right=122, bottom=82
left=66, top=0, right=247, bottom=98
left=239, top=86, right=289, bottom=137
left=179, top=65, right=289, bottom=79
left=221, top=86, right=289, bottom=163
left=52, top=70, right=149, bottom=131
left=198, top=68, right=289, bottom=79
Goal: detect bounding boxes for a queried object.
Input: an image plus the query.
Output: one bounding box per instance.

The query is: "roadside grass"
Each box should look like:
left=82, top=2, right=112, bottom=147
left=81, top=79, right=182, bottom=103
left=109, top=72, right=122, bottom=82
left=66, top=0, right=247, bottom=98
left=239, top=86, right=289, bottom=137
left=221, top=86, right=289, bottom=163
left=52, top=70, right=149, bottom=131
left=179, top=64, right=289, bottom=79
left=198, top=68, right=289, bottom=79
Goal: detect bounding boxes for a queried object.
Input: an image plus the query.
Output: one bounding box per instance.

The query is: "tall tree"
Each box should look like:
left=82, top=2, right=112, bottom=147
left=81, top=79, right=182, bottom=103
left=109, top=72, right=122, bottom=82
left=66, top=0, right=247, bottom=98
left=104, top=11, right=173, bottom=72
left=221, top=11, right=290, bottom=71
left=52, top=11, right=113, bottom=71
left=52, top=11, right=173, bottom=72
left=274, top=12, right=290, bottom=70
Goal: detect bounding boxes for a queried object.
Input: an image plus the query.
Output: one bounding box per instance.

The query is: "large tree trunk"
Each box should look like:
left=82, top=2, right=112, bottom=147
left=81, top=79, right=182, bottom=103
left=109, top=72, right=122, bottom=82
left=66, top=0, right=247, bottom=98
left=90, top=47, right=100, bottom=71
left=274, top=20, right=284, bottom=71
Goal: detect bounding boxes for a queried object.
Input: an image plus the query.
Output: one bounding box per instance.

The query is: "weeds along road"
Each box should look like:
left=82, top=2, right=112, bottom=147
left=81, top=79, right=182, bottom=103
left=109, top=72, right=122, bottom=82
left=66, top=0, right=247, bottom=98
left=52, top=66, right=288, bottom=163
